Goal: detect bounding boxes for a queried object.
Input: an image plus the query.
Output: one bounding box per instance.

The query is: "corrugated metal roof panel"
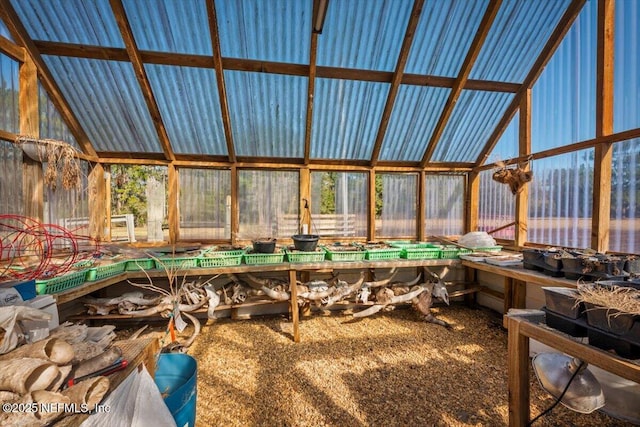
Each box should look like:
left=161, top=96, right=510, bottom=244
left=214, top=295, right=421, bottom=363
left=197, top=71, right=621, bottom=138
left=379, top=85, right=450, bottom=162
left=42, top=56, right=162, bottom=153
left=122, top=0, right=211, bottom=55
left=317, top=0, right=413, bottom=71
left=0, top=19, right=12, bottom=41
left=215, top=0, right=311, bottom=64
left=469, top=0, right=570, bottom=83
left=405, top=0, right=488, bottom=77
left=312, top=78, right=389, bottom=160
left=488, top=112, right=518, bottom=162
left=532, top=0, right=595, bottom=153
left=224, top=70, right=307, bottom=158
left=38, top=83, right=79, bottom=149
left=0, top=54, right=19, bottom=134
left=614, top=0, right=640, bottom=132
left=146, top=65, right=226, bottom=155
left=432, top=90, right=514, bottom=162
left=11, top=0, right=124, bottom=47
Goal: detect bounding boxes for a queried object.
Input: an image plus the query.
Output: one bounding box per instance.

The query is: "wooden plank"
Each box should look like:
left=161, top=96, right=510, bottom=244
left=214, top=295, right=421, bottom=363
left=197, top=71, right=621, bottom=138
left=206, top=0, right=236, bottom=163
left=168, top=164, right=179, bottom=243
left=417, top=171, right=426, bottom=241
left=421, top=0, right=502, bottom=167
left=299, top=167, right=311, bottom=234
left=461, top=260, right=578, bottom=288
left=54, top=273, right=129, bottom=305
left=0, top=34, right=24, bottom=62
left=304, top=27, right=318, bottom=165
left=503, top=277, right=513, bottom=314
left=368, top=169, right=376, bottom=241
left=465, top=171, right=480, bottom=233
left=591, top=0, right=615, bottom=252
left=513, top=279, right=527, bottom=309
left=104, top=165, right=112, bottom=242
left=506, top=316, right=530, bottom=426
left=370, top=0, right=424, bottom=167
left=230, top=165, right=238, bottom=245
left=515, top=90, right=531, bottom=247
left=475, top=0, right=587, bottom=167
left=109, top=0, right=175, bottom=162
left=0, top=0, right=98, bottom=158
left=289, top=269, right=300, bottom=342
left=88, top=163, right=107, bottom=242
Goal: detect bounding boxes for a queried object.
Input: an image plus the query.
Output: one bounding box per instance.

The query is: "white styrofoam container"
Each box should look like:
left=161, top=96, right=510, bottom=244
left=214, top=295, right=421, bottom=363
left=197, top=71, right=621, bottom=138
left=18, top=295, right=59, bottom=342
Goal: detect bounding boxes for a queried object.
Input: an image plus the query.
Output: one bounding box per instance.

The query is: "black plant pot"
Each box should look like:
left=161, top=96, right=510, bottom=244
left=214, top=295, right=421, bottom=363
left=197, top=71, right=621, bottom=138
left=252, top=238, right=276, bottom=253
left=292, top=234, right=319, bottom=252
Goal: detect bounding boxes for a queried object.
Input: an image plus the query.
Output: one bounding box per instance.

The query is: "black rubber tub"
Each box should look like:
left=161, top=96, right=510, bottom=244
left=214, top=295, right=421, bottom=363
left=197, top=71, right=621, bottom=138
left=292, top=234, right=320, bottom=252
left=252, top=238, right=277, bottom=253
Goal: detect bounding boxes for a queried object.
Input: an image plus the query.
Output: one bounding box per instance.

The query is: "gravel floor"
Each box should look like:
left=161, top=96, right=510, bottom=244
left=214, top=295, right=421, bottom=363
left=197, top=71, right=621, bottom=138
left=186, top=304, right=635, bottom=427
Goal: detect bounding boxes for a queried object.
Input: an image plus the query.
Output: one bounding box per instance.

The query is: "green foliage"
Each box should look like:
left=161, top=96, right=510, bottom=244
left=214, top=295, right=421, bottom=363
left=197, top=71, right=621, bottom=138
left=111, top=165, right=166, bottom=226
left=319, top=172, right=336, bottom=214
left=375, top=174, right=383, bottom=218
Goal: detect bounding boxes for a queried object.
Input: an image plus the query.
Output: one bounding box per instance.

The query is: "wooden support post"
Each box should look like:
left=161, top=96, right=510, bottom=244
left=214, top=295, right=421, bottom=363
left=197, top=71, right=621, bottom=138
left=289, top=269, right=300, bottom=343
left=299, top=167, right=311, bottom=233
left=465, top=171, right=480, bottom=233
left=513, top=279, right=527, bottom=310
left=19, top=55, right=42, bottom=220
left=104, top=165, right=112, bottom=241
left=503, top=277, right=513, bottom=314
left=368, top=169, right=376, bottom=241
left=417, top=170, right=426, bottom=241
left=507, top=316, right=530, bottom=427
left=591, top=0, right=615, bottom=252
left=515, top=90, right=531, bottom=248
left=167, top=164, right=179, bottom=244
left=88, top=163, right=107, bottom=242
left=230, top=165, right=238, bottom=244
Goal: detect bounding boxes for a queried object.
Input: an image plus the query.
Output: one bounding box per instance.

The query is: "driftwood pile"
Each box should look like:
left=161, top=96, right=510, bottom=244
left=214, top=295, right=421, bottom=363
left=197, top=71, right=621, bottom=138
left=0, top=321, right=116, bottom=426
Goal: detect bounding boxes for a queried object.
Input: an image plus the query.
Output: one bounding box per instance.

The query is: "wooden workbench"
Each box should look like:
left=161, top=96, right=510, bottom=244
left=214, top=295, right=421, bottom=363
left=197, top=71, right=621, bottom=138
left=505, top=310, right=640, bottom=427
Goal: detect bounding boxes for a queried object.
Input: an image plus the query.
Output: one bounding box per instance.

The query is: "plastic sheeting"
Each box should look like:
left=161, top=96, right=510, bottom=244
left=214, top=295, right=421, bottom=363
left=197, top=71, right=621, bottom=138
left=378, top=173, right=417, bottom=238
left=425, top=174, right=465, bottom=236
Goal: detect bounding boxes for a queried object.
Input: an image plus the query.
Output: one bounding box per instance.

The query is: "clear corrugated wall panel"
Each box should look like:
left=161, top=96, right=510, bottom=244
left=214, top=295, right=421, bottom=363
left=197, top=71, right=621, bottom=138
left=470, top=0, right=570, bottom=83
left=380, top=85, right=450, bottom=162
left=0, top=54, right=19, bottom=134
left=0, top=140, right=23, bottom=215
left=614, top=0, right=640, bottom=132
left=425, top=174, right=464, bottom=236
left=532, top=0, right=596, bottom=152
left=179, top=168, right=231, bottom=240
left=317, top=0, right=413, bottom=71
left=43, top=56, right=162, bottom=153
left=215, top=0, right=310, bottom=64
left=11, top=0, right=124, bottom=47
left=312, top=78, right=389, bottom=160
left=237, top=170, right=299, bottom=240
left=377, top=173, right=417, bottom=238
left=38, top=83, right=79, bottom=149
left=146, top=65, right=226, bottom=155
left=433, top=90, right=514, bottom=162
left=478, top=170, right=514, bottom=240
left=310, top=171, right=368, bottom=237
left=405, top=0, right=488, bottom=77
left=528, top=150, right=594, bottom=249
left=123, top=0, right=211, bottom=55
left=225, top=71, right=306, bottom=158
left=609, top=139, right=639, bottom=254
left=487, top=112, right=518, bottom=164
left=44, top=161, right=89, bottom=234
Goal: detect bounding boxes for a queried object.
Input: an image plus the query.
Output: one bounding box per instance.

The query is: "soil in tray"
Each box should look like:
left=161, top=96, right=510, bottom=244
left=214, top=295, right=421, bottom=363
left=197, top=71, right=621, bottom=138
left=324, top=244, right=363, bottom=252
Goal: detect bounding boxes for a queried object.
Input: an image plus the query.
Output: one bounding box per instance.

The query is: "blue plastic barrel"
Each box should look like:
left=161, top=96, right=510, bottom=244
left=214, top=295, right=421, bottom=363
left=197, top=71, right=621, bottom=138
left=154, top=353, right=197, bottom=427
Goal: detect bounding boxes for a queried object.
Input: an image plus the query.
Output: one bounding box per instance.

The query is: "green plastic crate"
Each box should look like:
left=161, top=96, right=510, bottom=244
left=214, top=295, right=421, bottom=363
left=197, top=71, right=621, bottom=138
left=400, top=247, right=441, bottom=260
left=242, top=251, right=285, bottom=265
left=36, top=270, right=86, bottom=295
left=323, top=246, right=366, bottom=262
left=439, top=246, right=461, bottom=259
left=85, top=260, right=127, bottom=281
left=364, top=247, right=402, bottom=260
left=286, top=249, right=326, bottom=263
left=155, top=257, right=199, bottom=269
left=125, top=258, right=156, bottom=271
left=199, top=250, right=244, bottom=267
left=387, top=240, right=441, bottom=249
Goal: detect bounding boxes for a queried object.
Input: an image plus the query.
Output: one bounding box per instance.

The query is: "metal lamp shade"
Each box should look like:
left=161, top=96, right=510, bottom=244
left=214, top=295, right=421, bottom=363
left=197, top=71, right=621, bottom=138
left=532, top=353, right=605, bottom=414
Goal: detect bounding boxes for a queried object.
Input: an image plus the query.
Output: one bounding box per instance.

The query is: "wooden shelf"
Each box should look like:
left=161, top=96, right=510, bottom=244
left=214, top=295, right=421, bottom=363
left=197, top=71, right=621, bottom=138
left=461, top=260, right=578, bottom=288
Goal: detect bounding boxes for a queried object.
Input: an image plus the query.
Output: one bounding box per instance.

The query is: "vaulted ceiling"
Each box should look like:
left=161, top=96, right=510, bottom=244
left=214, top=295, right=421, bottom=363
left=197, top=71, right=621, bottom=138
left=0, top=0, right=585, bottom=169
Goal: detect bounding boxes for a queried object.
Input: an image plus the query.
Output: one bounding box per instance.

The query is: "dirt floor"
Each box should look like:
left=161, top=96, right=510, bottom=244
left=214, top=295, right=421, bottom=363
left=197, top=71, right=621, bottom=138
left=178, top=304, right=637, bottom=427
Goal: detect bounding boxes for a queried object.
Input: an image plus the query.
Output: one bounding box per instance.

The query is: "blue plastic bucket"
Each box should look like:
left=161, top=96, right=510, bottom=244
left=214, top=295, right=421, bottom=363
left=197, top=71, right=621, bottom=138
left=154, top=353, right=197, bottom=427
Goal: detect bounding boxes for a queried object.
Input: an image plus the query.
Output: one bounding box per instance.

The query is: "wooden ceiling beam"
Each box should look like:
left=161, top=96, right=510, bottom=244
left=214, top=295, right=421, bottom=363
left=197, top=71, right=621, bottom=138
left=370, top=0, right=425, bottom=167
left=33, top=40, right=520, bottom=93
left=206, top=0, right=236, bottom=163
left=0, top=35, right=25, bottom=62
left=474, top=0, right=587, bottom=167
left=0, top=0, right=98, bottom=159
left=420, top=0, right=502, bottom=167
left=304, top=29, right=318, bottom=165
left=109, top=0, right=175, bottom=162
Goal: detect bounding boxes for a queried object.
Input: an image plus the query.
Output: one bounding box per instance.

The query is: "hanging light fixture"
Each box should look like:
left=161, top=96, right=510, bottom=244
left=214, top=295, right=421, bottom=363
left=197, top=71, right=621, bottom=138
left=532, top=353, right=605, bottom=416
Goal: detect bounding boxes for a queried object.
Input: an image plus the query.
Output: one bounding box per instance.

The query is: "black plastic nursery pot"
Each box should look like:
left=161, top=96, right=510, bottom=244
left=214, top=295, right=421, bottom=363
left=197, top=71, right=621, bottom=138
left=252, top=238, right=277, bottom=253
left=292, top=234, right=320, bottom=252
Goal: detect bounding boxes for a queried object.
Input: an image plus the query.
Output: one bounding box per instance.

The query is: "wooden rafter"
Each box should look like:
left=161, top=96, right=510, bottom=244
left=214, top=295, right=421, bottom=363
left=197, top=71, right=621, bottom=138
left=420, top=0, right=502, bottom=167
left=109, top=0, right=175, bottom=162
left=0, top=35, right=24, bottom=62
left=33, top=40, right=520, bottom=93
left=370, top=0, right=425, bottom=167
left=304, top=29, right=318, bottom=165
left=0, top=0, right=98, bottom=158
left=206, top=0, right=236, bottom=163
left=474, top=0, right=587, bottom=167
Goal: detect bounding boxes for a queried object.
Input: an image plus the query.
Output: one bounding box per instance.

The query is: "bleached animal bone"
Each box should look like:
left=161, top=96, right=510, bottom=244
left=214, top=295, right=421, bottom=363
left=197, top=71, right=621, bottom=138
left=353, top=285, right=428, bottom=318
left=204, top=284, right=221, bottom=318
left=322, top=272, right=366, bottom=306
left=363, top=267, right=398, bottom=287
